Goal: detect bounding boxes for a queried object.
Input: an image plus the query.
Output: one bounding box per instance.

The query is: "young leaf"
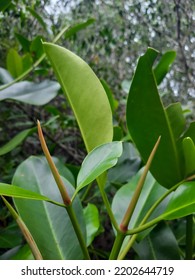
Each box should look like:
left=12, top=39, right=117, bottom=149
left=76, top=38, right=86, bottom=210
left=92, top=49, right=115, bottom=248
left=75, top=142, right=123, bottom=197
left=126, top=47, right=184, bottom=188
left=43, top=42, right=113, bottom=152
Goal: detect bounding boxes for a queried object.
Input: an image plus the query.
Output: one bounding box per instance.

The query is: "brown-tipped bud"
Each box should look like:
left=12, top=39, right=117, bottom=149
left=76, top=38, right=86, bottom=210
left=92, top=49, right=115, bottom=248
left=37, top=120, right=71, bottom=207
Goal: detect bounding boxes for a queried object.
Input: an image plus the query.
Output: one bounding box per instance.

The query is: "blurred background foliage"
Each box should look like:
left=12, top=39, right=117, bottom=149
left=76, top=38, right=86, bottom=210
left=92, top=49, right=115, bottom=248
left=0, top=0, right=194, bottom=258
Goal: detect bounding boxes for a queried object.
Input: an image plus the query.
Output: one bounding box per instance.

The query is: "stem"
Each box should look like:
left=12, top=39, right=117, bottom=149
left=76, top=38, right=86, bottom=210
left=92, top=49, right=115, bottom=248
left=109, top=231, right=126, bottom=260
left=97, top=176, right=119, bottom=231
left=37, top=121, right=89, bottom=259
left=120, top=136, right=161, bottom=232
left=37, top=120, right=71, bottom=206
left=66, top=205, right=90, bottom=260
left=118, top=178, right=188, bottom=259
left=126, top=215, right=163, bottom=235
left=0, top=26, right=69, bottom=91
left=185, top=214, right=194, bottom=260
left=118, top=235, right=136, bottom=260
left=80, top=182, right=93, bottom=202
left=1, top=196, right=43, bottom=260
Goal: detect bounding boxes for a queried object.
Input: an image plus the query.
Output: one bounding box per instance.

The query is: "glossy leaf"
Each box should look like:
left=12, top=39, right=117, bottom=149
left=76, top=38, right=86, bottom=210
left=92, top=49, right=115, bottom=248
left=166, top=103, right=185, bottom=140
left=182, top=137, right=195, bottom=176
left=6, top=49, right=23, bottom=78
left=126, top=47, right=184, bottom=188
left=0, top=80, right=60, bottom=105
left=154, top=50, right=176, bottom=85
left=64, top=18, right=95, bottom=39
left=43, top=42, right=113, bottom=152
left=76, top=142, right=123, bottom=195
left=108, top=142, right=141, bottom=185
left=0, top=183, right=64, bottom=207
left=0, top=127, right=36, bottom=156
left=133, top=222, right=181, bottom=259
left=112, top=168, right=169, bottom=240
left=12, top=156, right=86, bottom=259
left=84, top=203, right=101, bottom=246
left=161, top=181, right=195, bottom=220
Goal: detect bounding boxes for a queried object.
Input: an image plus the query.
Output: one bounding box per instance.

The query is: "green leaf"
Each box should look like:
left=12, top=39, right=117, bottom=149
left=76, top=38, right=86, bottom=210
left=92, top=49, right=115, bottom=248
left=43, top=42, right=113, bottom=152
left=53, top=157, right=75, bottom=187
left=161, top=181, right=195, bottom=220
left=133, top=222, right=181, bottom=259
left=15, top=33, right=31, bottom=53
left=30, top=36, right=44, bottom=59
left=0, top=244, right=34, bottom=260
left=64, top=18, right=95, bottom=39
left=76, top=142, right=123, bottom=194
left=0, top=183, right=63, bottom=206
left=182, top=122, right=195, bottom=144
left=0, top=222, right=22, bottom=248
left=84, top=203, right=101, bottom=246
left=108, top=142, right=141, bottom=185
left=6, top=49, right=23, bottom=78
left=182, top=137, right=195, bottom=176
left=154, top=50, right=176, bottom=85
left=112, top=168, right=168, bottom=240
left=22, top=53, right=33, bottom=72
left=126, top=47, right=184, bottom=188
left=100, top=79, right=118, bottom=113
left=0, top=128, right=36, bottom=156
left=0, top=67, right=13, bottom=84
left=2, top=196, right=43, bottom=259
left=27, top=7, right=49, bottom=33
left=0, top=80, right=60, bottom=105
left=166, top=103, right=185, bottom=140
left=12, top=156, right=86, bottom=259
left=0, top=158, right=74, bottom=201
left=0, top=0, right=12, bottom=11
